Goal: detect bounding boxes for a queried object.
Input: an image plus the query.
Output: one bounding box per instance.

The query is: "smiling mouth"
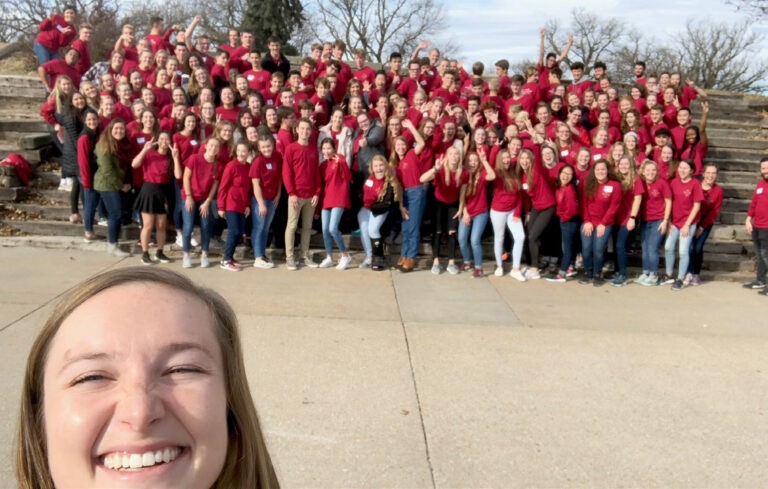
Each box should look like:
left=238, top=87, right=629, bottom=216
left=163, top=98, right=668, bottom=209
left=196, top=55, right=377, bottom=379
left=102, top=447, right=183, bottom=471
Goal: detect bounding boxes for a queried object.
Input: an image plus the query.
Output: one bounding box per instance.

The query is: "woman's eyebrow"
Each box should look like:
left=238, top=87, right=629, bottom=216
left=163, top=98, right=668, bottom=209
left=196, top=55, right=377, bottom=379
left=57, top=342, right=215, bottom=376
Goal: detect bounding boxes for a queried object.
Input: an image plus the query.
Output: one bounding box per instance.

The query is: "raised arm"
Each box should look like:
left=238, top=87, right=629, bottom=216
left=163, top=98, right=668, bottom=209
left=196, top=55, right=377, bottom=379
left=557, top=34, right=574, bottom=65
left=184, top=16, right=201, bottom=51
left=699, top=101, right=709, bottom=146
left=402, top=118, right=425, bottom=155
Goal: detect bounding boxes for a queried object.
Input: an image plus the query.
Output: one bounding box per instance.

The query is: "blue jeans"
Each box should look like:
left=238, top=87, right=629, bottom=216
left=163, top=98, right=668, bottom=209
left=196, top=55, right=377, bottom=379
left=401, top=185, right=426, bottom=258
left=251, top=197, right=276, bottom=258
left=224, top=211, right=245, bottom=261
left=665, top=223, right=696, bottom=279
left=181, top=200, right=214, bottom=253
left=458, top=211, right=489, bottom=267
left=321, top=207, right=347, bottom=254
left=357, top=208, right=388, bottom=257
left=581, top=224, right=613, bottom=277
left=614, top=225, right=632, bottom=276
left=34, top=42, right=60, bottom=66
left=82, top=186, right=100, bottom=234
left=688, top=225, right=711, bottom=275
left=172, top=180, right=183, bottom=230
left=559, top=218, right=581, bottom=273
left=100, top=191, right=122, bottom=244
left=640, top=219, right=664, bottom=275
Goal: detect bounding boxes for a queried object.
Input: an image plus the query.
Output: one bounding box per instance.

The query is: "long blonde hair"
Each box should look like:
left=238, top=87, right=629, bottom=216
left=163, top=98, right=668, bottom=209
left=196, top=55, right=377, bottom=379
left=442, top=146, right=463, bottom=187
left=370, top=154, right=402, bottom=202
left=16, top=267, right=279, bottom=489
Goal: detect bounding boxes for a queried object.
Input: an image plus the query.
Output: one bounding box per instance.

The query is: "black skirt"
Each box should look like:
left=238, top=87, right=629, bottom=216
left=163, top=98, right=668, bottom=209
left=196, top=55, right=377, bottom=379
left=134, top=182, right=168, bottom=214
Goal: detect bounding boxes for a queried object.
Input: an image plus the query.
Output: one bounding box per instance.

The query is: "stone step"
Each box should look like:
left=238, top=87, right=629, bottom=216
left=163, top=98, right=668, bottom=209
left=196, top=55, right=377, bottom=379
left=708, top=147, right=767, bottom=161
left=710, top=138, right=767, bottom=151
left=720, top=182, right=757, bottom=199
left=722, top=198, right=751, bottom=212
left=716, top=172, right=760, bottom=185
left=0, top=119, right=48, bottom=133
left=0, top=143, right=52, bottom=164
left=0, top=96, right=45, bottom=111
left=701, top=253, right=755, bottom=273
left=0, top=218, right=142, bottom=240
left=719, top=211, right=748, bottom=225
left=706, top=119, right=763, bottom=130
left=707, top=128, right=766, bottom=140
left=0, top=75, right=45, bottom=89
left=0, top=85, right=46, bottom=100
left=702, top=240, right=751, bottom=255
left=0, top=187, right=29, bottom=202
left=707, top=159, right=759, bottom=172
left=12, top=203, right=71, bottom=220
left=711, top=224, right=752, bottom=242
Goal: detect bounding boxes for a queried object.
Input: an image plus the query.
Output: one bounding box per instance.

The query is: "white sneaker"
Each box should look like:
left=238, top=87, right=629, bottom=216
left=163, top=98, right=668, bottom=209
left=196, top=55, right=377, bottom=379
left=360, top=256, right=372, bottom=269
left=509, top=269, right=527, bottom=282
left=319, top=256, right=334, bottom=268
left=107, top=243, right=129, bottom=257
left=494, top=266, right=504, bottom=277
left=175, top=235, right=183, bottom=247
left=431, top=263, right=441, bottom=275
left=191, top=236, right=199, bottom=247
left=253, top=257, right=275, bottom=269
left=336, top=255, right=352, bottom=270
left=200, top=254, right=210, bottom=268
left=182, top=255, right=192, bottom=268
left=303, top=256, right=319, bottom=268
left=97, top=218, right=108, bottom=227
left=524, top=268, right=541, bottom=280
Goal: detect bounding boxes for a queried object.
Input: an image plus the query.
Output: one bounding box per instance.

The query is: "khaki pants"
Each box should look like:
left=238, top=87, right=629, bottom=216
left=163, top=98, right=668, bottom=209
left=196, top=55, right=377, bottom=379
left=285, top=197, right=315, bottom=261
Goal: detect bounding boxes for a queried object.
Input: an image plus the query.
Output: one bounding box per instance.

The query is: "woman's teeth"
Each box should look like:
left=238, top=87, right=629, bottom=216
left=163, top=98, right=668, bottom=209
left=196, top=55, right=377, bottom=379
left=103, top=447, right=181, bottom=470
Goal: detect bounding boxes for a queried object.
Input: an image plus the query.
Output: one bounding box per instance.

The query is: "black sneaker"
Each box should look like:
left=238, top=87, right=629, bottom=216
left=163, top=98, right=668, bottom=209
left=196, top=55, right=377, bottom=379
left=671, top=279, right=683, bottom=291
left=578, top=275, right=593, bottom=285
left=743, top=280, right=766, bottom=289
left=659, top=274, right=675, bottom=285
left=155, top=251, right=172, bottom=263
left=593, top=276, right=605, bottom=287
left=141, top=252, right=153, bottom=266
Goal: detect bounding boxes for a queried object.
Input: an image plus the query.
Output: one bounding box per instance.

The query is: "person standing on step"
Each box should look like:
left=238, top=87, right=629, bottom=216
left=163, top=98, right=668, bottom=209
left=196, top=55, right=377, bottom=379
left=77, top=108, right=101, bottom=241
left=686, top=163, right=722, bottom=286
left=662, top=159, right=703, bottom=291
left=744, top=157, right=768, bottom=294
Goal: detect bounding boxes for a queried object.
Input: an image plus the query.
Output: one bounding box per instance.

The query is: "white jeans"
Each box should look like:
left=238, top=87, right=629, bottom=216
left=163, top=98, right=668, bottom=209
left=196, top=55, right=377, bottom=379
left=490, top=209, right=525, bottom=268
left=357, top=208, right=388, bottom=257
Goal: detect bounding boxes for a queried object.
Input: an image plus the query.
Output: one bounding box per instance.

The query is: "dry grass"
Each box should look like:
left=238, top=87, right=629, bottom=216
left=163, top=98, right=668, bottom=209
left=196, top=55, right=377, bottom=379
left=0, top=42, right=37, bottom=76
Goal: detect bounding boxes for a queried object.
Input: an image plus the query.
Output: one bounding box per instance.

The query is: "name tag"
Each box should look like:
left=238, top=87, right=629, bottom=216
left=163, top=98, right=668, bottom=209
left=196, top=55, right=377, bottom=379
left=604, top=185, right=613, bottom=194
left=758, top=188, right=764, bottom=195
left=56, top=25, right=64, bottom=31
left=365, top=179, right=374, bottom=187
left=137, top=137, right=146, bottom=144
left=522, top=183, right=529, bottom=190
left=247, top=74, right=254, bottom=80
left=593, top=154, right=601, bottom=161
left=561, top=150, right=569, bottom=157
left=266, top=163, right=273, bottom=170
left=190, top=140, right=198, bottom=146
left=267, top=100, right=274, bottom=106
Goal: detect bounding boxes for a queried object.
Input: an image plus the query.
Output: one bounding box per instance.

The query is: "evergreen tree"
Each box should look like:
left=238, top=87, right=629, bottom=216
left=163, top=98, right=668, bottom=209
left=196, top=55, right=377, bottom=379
left=241, top=0, right=304, bottom=52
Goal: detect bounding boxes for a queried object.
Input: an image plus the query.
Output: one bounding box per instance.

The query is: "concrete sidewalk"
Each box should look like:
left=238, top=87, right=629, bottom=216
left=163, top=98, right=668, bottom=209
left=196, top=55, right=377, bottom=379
left=1, top=247, right=767, bottom=488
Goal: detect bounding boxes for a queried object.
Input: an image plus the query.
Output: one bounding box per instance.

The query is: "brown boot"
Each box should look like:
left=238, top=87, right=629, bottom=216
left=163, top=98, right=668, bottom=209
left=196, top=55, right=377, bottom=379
left=400, top=257, right=415, bottom=272
left=397, top=256, right=405, bottom=267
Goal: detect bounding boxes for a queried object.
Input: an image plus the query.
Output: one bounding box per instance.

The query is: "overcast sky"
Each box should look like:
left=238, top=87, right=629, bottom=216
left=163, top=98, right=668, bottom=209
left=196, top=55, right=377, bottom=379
left=432, top=0, right=768, bottom=70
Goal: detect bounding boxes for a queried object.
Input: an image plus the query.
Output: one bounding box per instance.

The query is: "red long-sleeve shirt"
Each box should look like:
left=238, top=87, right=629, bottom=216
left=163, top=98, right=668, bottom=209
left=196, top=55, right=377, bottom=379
left=35, top=15, right=76, bottom=52
left=282, top=141, right=320, bottom=198
left=699, top=184, right=723, bottom=229
left=320, top=155, right=352, bottom=209
left=218, top=160, right=252, bottom=213
left=747, top=179, right=768, bottom=229
left=556, top=184, right=580, bottom=222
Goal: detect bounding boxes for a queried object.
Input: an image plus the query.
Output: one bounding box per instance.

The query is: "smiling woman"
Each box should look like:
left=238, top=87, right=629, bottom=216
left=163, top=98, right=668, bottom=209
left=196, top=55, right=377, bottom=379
left=16, top=267, right=279, bottom=489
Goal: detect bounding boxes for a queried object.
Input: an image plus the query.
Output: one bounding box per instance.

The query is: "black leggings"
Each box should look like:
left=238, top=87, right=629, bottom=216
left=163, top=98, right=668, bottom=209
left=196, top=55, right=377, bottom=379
left=432, top=200, right=458, bottom=260
left=526, top=206, right=555, bottom=267
left=70, top=178, right=82, bottom=214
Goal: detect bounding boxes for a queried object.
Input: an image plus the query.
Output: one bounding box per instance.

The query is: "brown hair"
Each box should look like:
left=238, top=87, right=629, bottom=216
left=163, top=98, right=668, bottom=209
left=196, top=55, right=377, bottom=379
left=16, top=267, right=279, bottom=489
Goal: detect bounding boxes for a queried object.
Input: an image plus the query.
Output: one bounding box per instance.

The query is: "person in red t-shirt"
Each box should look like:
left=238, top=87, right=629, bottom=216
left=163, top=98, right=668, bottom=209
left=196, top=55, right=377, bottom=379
left=744, top=157, right=768, bottom=292
left=610, top=156, right=644, bottom=286
left=181, top=137, right=221, bottom=267
left=663, top=159, right=703, bottom=289
left=687, top=163, right=723, bottom=286
left=132, top=131, right=180, bottom=264
left=458, top=151, right=496, bottom=277
left=578, top=159, right=621, bottom=285
left=317, top=138, right=353, bottom=269
left=249, top=136, right=282, bottom=268
left=636, top=160, right=672, bottom=286
left=217, top=141, right=253, bottom=271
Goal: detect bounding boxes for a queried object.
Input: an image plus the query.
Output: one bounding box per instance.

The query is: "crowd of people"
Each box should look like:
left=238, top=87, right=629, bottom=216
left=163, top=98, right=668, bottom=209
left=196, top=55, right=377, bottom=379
left=34, top=8, right=768, bottom=292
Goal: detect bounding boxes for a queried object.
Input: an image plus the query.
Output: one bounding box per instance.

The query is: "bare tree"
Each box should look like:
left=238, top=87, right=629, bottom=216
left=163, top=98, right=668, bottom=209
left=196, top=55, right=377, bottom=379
left=306, top=0, right=449, bottom=63
left=724, top=0, right=768, bottom=18
left=544, top=8, right=626, bottom=74
left=675, top=18, right=768, bottom=92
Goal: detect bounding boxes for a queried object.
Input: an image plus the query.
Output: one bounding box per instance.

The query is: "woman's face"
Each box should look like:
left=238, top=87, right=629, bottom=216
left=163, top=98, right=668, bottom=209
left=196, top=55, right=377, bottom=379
left=443, top=122, right=456, bottom=139
left=677, top=161, right=692, bottom=180
left=500, top=152, right=511, bottom=171
left=265, top=109, right=277, bottom=127
left=550, top=98, right=562, bottom=111
left=594, top=162, right=608, bottom=182
left=221, top=89, right=234, bottom=106
left=630, top=87, right=641, bottom=99
left=556, top=125, right=570, bottom=141
left=236, top=143, right=249, bottom=162
left=157, top=132, right=171, bottom=150
left=84, top=112, right=99, bottom=131
left=201, top=104, right=215, bottom=120
left=258, top=139, right=274, bottom=157
left=643, top=164, right=657, bottom=182
left=188, top=56, right=200, bottom=71
left=194, top=69, right=208, bottom=84
left=183, top=115, right=197, bottom=133
left=219, top=125, right=233, bottom=141
left=200, top=89, right=213, bottom=104
left=371, top=158, right=385, bottom=178
left=618, top=158, right=631, bottom=175
left=422, top=122, right=435, bottom=138
left=60, top=78, right=74, bottom=94
left=395, top=139, right=407, bottom=157
left=595, top=130, right=608, bottom=146
left=542, top=147, right=556, bottom=166
left=625, top=136, right=637, bottom=150
left=42, top=283, right=228, bottom=489
left=508, top=138, right=521, bottom=156
left=685, top=128, right=697, bottom=144
left=467, top=154, right=480, bottom=171
left=83, top=83, right=98, bottom=99
left=611, top=144, right=624, bottom=161
left=661, top=146, right=673, bottom=162
left=239, top=112, right=253, bottom=128
left=330, top=110, right=344, bottom=129
left=172, top=89, right=186, bottom=105
left=519, top=152, right=531, bottom=171
left=625, top=112, right=636, bottom=126
left=141, top=111, right=155, bottom=130
left=235, top=77, right=248, bottom=93
left=559, top=167, right=573, bottom=186
left=321, top=142, right=335, bottom=161
left=246, top=126, right=258, bottom=143
left=474, top=128, right=486, bottom=145
left=702, top=166, right=717, bottom=185
left=72, top=93, right=86, bottom=110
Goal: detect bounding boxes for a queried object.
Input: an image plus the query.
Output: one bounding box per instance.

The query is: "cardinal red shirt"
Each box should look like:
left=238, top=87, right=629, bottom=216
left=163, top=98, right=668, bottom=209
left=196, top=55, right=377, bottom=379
left=582, top=180, right=622, bottom=226
left=218, top=160, right=252, bottom=212
left=642, top=178, right=672, bottom=221
left=669, top=176, right=704, bottom=228
left=463, top=170, right=491, bottom=217
left=320, top=155, right=352, bottom=209
left=183, top=153, right=222, bottom=201
left=747, top=179, right=768, bottom=229
left=140, top=150, right=171, bottom=184
left=249, top=153, right=283, bottom=201
left=282, top=141, right=320, bottom=198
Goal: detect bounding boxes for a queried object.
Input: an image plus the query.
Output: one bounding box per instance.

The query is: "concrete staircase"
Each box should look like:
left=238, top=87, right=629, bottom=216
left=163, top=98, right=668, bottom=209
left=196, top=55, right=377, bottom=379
left=1, top=75, right=766, bottom=280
